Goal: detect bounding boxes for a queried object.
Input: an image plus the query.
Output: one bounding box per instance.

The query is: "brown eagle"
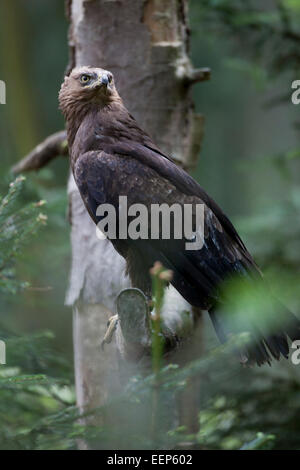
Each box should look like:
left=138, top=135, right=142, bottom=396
left=59, top=66, right=300, bottom=365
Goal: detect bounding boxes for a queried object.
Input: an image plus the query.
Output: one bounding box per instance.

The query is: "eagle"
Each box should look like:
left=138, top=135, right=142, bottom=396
left=59, top=66, right=300, bottom=366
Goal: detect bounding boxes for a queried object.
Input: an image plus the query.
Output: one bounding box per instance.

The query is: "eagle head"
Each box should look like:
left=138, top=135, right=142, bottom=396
left=59, top=66, right=119, bottom=119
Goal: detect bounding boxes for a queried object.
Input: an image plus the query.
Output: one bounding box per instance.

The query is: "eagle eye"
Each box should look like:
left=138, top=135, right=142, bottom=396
left=80, top=74, right=91, bottom=85
left=108, top=74, right=113, bottom=83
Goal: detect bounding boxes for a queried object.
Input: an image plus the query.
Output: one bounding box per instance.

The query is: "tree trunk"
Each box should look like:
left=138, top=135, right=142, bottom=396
left=65, top=0, right=205, bottom=431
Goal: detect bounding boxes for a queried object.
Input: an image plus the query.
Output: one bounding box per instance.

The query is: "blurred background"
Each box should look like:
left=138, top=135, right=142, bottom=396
left=0, top=0, right=70, bottom=353
left=0, top=0, right=300, bottom=450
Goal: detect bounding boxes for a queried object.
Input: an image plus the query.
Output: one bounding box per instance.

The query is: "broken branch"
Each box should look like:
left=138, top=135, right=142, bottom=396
left=12, top=130, right=68, bottom=174
left=187, top=67, right=211, bottom=84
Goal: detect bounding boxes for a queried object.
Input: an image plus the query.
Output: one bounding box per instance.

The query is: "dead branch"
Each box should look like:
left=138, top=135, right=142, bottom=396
left=12, top=130, right=68, bottom=174
left=187, top=67, right=211, bottom=84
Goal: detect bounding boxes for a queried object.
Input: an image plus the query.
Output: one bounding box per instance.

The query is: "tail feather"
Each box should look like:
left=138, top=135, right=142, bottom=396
left=264, top=335, right=281, bottom=361
left=209, top=308, right=300, bottom=366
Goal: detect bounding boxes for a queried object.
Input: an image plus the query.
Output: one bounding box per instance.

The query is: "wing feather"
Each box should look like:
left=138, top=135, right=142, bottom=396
left=74, top=149, right=257, bottom=309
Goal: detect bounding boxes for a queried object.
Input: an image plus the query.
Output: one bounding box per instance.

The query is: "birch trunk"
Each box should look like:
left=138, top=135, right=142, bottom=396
left=65, top=0, right=205, bottom=428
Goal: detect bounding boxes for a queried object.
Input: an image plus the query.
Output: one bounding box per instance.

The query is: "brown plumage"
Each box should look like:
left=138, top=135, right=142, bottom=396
left=59, top=66, right=300, bottom=365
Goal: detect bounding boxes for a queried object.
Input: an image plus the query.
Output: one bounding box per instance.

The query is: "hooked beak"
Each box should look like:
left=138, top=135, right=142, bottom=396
left=100, top=74, right=109, bottom=86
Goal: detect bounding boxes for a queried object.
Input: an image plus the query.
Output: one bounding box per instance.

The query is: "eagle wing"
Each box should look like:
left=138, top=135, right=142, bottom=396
left=74, top=145, right=259, bottom=309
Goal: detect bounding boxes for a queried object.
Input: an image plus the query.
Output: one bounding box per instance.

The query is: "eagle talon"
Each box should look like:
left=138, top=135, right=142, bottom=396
left=101, top=314, right=119, bottom=350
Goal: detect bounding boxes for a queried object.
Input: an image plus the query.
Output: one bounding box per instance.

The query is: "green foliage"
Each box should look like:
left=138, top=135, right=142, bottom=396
left=188, top=0, right=300, bottom=450
left=1, top=248, right=300, bottom=449
left=0, top=179, right=74, bottom=450
left=3, top=327, right=294, bottom=450
left=1, top=0, right=300, bottom=452
left=193, top=0, right=300, bottom=105
left=0, top=176, right=47, bottom=294
left=0, top=331, right=75, bottom=450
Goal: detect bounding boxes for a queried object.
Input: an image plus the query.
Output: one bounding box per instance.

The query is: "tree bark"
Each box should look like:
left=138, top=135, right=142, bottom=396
left=66, top=0, right=206, bottom=432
